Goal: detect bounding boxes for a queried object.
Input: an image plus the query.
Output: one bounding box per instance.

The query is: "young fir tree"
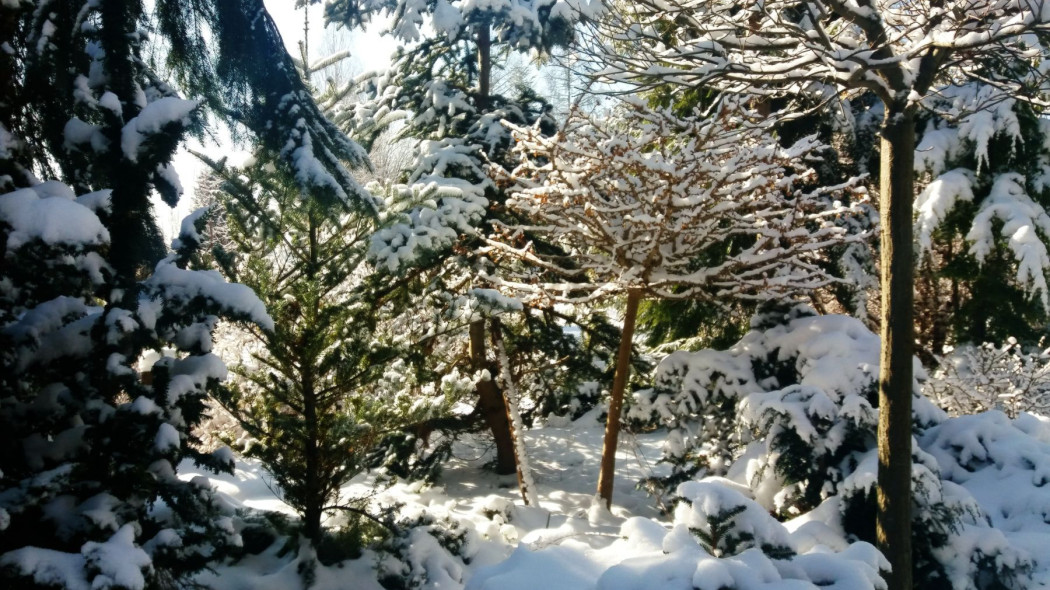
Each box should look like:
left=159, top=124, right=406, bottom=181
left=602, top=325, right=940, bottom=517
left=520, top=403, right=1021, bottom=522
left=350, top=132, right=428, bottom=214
left=326, top=0, right=610, bottom=481
left=0, top=0, right=369, bottom=586
left=202, top=153, right=423, bottom=552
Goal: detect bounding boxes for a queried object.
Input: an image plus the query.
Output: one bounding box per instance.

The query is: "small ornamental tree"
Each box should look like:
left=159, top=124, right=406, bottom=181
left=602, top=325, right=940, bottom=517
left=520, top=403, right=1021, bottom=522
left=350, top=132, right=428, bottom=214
left=487, top=99, right=866, bottom=507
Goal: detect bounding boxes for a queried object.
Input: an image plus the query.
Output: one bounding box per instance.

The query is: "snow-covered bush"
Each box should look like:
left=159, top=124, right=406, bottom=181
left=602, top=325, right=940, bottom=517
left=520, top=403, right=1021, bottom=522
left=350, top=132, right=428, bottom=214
left=925, top=340, right=1050, bottom=417
left=629, top=302, right=934, bottom=510
left=470, top=477, right=889, bottom=590
left=0, top=193, right=269, bottom=588
left=675, top=480, right=796, bottom=560
left=631, top=303, right=1036, bottom=589
left=376, top=506, right=477, bottom=590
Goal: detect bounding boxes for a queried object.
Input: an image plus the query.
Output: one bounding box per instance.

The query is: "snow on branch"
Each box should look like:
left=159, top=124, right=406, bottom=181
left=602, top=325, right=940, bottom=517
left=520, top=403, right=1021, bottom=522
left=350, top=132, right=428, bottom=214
left=367, top=139, right=492, bottom=273
left=586, top=0, right=1050, bottom=108
left=967, top=173, right=1050, bottom=309
left=485, top=98, right=868, bottom=305
left=326, top=0, right=602, bottom=47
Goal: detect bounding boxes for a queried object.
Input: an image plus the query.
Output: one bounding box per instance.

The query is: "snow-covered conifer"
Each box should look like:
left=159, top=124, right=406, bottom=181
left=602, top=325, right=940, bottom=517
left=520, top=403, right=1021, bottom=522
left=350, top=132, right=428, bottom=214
left=200, top=149, right=430, bottom=549
left=631, top=304, right=1034, bottom=589
left=0, top=191, right=270, bottom=587
left=911, top=85, right=1050, bottom=354
left=326, top=0, right=613, bottom=482
left=0, top=0, right=346, bottom=586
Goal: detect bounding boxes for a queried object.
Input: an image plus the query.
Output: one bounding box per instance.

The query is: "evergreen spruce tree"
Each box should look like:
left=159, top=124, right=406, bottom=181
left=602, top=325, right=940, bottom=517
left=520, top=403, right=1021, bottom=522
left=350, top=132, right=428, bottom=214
left=200, top=149, right=423, bottom=551
left=0, top=0, right=369, bottom=586
left=326, top=0, right=611, bottom=479
left=910, top=87, right=1050, bottom=357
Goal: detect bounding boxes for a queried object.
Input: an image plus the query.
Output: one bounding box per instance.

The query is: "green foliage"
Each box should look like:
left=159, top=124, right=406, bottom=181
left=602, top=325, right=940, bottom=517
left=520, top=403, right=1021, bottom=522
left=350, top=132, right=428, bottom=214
left=914, top=100, right=1050, bottom=348
left=203, top=155, right=422, bottom=545
left=675, top=481, right=797, bottom=561
left=322, top=0, right=625, bottom=479
left=636, top=298, right=751, bottom=352
left=0, top=0, right=290, bottom=586
left=643, top=306, right=1032, bottom=589
left=154, top=0, right=374, bottom=210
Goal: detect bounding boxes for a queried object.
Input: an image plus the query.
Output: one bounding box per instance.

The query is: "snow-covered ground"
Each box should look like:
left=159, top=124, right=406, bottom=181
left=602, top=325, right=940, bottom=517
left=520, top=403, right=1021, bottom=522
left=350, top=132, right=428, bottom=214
left=180, top=409, right=671, bottom=590
left=178, top=400, right=1050, bottom=590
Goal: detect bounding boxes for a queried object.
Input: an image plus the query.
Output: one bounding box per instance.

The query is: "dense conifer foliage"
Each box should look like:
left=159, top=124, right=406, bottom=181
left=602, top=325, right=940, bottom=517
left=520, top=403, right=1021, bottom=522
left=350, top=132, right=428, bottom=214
left=0, top=0, right=367, bottom=586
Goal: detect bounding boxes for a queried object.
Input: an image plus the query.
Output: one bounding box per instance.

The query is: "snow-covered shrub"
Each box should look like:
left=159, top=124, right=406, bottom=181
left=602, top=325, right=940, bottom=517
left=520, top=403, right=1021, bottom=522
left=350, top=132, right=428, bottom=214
left=925, top=339, right=1050, bottom=417
left=633, top=304, right=1036, bottom=589
left=376, top=506, right=477, bottom=590
left=674, top=480, right=796, bottom=560
left=532, top=380, right=606, bottom=424
left=630, top=302, right=941, bottom=512
left=601, top=480, right=889, bottom=590
left=469, top=477, right=889, bottom=590
left=834, top=443, right=1033, bottom=590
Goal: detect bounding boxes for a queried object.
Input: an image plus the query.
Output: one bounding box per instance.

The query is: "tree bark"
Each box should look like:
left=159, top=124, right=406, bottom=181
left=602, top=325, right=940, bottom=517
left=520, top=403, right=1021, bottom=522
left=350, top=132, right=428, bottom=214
left=597, top=288, right=642, bottom=508
left=490, top=319, right=537, bottom=504
left=468, top=20, right=517, bottom=475
left=302, top=381, right=323, bottom=544
left=877, top=108, right=915, bottom=590
left=471, top=319, right=518, bottom=475
left=302, top=212, right=323, bottom=545
left=477, top=22, right=491, bottom=111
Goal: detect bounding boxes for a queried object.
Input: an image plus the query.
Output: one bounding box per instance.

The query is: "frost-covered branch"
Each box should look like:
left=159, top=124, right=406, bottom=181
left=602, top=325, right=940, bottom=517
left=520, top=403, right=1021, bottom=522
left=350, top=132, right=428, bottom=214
left=487, top=98, right=867, bottom=304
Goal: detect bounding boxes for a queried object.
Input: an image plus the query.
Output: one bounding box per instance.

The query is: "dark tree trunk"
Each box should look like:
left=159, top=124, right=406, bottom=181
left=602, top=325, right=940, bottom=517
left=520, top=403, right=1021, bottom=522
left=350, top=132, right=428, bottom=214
left=303, top=213, right=323, bottom=545
left=489, top=319, right=532, bottom=502
left=302, top=369, right=323, bottom=544
left=597, top=288, right=642, bottom=508
left=876, top=107, right=915, bottom=590
left=477, top=22, right=491, bottom=111
left=471, top=319, right=518, bottom=475
left=468, top=21, right=516, bottom=475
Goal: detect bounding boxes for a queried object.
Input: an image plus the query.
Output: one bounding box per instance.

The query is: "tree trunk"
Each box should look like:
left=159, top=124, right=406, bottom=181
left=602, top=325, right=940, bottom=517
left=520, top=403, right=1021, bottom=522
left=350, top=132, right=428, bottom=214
left=477, top=22, right=491, bottom=111
left=468, top=23, right=517, bottom=475
left=597, top=288, right=642, bottom=508
left=302, top=373, right=323, bottom=544
left=302, top=212, right=323, bottom=545
left=471, top=319, right=518, bottom=475
left=491, top=319, right=538, bottom=505
left=877, top=108, right=915, bottom=590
